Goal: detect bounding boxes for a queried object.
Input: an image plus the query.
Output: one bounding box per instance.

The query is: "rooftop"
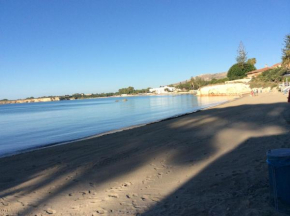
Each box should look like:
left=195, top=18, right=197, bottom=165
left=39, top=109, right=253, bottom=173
left=247, top=63, right=281, bottom=75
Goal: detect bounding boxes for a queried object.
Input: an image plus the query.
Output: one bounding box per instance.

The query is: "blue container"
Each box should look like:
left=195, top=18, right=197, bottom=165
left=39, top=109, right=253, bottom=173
left=267, top=149, right=290, bottom=213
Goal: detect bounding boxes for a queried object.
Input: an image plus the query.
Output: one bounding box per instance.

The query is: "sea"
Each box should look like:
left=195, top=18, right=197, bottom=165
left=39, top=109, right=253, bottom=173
left=0, top=95, right=233, bottom=157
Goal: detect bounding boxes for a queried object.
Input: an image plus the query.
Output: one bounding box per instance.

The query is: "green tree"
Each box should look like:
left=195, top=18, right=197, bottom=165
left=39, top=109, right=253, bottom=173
left=247, top=58, right=256, bottom=65
left=282, top=34, right=290, bottom=70
left=118, top=86, right=135, bottom=94
left=193, top=77, right=207, bottom=89
left=227, top=63, right=256, bottom=80
left=236, top=41, right=247, bottom=64
left=190, top=77, right=195, bottom=89
left=177, top=81, right=192, bottom=91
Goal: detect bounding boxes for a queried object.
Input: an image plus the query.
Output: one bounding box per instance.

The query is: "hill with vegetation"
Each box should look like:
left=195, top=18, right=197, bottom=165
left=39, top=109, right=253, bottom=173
left=171, top=71, right=227, bottom=86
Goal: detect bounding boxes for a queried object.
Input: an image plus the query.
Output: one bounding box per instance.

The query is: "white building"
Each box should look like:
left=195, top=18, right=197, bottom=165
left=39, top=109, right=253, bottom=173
left=149, top=86, right=176, bottom=94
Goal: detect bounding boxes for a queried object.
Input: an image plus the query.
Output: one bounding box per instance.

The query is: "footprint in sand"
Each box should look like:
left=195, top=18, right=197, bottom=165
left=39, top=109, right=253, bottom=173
left=44, top=208, right=56, bottom=214
left=108, top=194, right=119, bottom=198
left=95, top=207, right=107, bottom=215
left=16, top=200, right=25, bottom=207
left=150, top=196, right=161, bottom=202
left=142, top=175, right=156, bottom=185
left=71, top=205, right=80, bottom=210
left=141, top=195, right=150, bottom=201
left=79, top=191, right=86, bottom=196
left=122, top=182, right=132, bottom=187
left=89, top=197, right=103, bottom=203
left=0, top=208, right=9, bottom=215
left=132, top=200, right=139, bottom=209
left=0, top=200, right=9, bottom=207
left=150, top=163, right=162, bottom=170
left=157, top=172, right=164, bottom=178
left=126, top=193, right=138, bottom=199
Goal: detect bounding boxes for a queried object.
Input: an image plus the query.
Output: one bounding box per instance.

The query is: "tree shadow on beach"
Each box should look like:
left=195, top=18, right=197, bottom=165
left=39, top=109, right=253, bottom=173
left=142, top=132, right=290, bottom=216
left=0, top=99, right=290, bottom=215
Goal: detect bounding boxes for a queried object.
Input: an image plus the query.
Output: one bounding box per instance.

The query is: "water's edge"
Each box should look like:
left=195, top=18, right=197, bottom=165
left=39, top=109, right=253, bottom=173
left=0, top=98, right=239, bottom=159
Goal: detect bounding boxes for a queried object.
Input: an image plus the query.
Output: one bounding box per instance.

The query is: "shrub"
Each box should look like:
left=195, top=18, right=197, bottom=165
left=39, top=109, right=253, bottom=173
left=227, top=63, right=256, bottom=80
left=249, top=80, right=277, bottom=89
left=208, top=77, right=229, bottom=85
left=249, top=67, right=286, bottom=88
left=256, top=67, right=286, bottom=83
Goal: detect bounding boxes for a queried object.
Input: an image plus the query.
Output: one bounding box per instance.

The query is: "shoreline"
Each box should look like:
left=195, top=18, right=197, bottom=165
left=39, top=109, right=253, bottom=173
left=1, top=92, right=288, bottom=215
left=0, top=96, right=238, bottom=159
left=0, top=92, right=237, bottom=106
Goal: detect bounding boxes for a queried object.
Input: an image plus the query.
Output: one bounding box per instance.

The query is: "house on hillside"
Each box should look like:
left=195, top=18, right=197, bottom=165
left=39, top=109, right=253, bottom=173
left=246, top=63, right=282, bottom=78
left=149, top=86, right=176, bottom=94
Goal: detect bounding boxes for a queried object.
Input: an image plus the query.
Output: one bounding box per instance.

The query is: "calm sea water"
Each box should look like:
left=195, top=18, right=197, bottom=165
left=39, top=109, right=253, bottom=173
left=0, top=95, right=232, bottom=157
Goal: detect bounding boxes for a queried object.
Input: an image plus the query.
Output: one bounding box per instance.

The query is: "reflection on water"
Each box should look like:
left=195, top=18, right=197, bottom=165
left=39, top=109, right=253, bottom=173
left=0, top=95, right=234, bottom=157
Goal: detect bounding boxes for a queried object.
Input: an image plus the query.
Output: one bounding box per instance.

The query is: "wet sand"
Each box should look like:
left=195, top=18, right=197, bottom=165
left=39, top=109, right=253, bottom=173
left=0, top=92, right=290, bottom=216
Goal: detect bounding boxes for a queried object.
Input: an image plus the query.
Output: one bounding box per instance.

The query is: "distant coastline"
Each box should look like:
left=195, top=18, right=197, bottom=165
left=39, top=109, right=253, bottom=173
left=0, top=97, right=61, bottom=105
left=0, top=92, right=196, bottom=105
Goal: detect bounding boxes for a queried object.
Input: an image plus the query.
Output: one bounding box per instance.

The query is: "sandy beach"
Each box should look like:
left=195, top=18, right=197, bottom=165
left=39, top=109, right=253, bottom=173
left=1, top=92, right=290, bottom=216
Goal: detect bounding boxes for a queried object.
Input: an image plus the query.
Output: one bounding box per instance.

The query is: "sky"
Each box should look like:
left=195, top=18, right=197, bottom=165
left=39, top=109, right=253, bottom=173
left=0, top=0, right=289, bottom=99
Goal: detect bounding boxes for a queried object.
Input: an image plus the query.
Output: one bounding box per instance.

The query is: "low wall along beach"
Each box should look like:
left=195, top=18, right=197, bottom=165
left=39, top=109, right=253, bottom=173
left=197, top=83, right=251, bottom=96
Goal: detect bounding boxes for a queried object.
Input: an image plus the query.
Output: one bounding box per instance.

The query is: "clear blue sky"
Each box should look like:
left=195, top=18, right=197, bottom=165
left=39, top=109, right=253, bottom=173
left=0, top=0, right=289, bottom=99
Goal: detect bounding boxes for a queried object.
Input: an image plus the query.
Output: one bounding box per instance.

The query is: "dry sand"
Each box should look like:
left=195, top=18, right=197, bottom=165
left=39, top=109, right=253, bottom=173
left=1, top=92, right=290, bottom=216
